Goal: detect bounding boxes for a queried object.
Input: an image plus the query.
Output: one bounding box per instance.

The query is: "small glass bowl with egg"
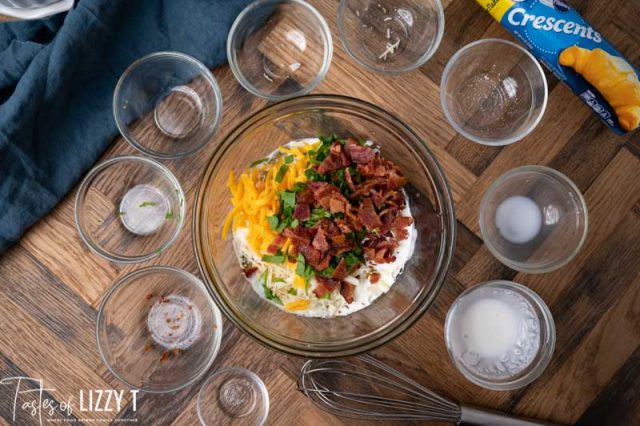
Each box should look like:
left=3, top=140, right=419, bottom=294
left=479, top=165, right=588, bottom=273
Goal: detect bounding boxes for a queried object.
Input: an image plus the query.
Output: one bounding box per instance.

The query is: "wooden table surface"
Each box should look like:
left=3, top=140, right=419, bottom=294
left=1, top=0, right=640, bottom=425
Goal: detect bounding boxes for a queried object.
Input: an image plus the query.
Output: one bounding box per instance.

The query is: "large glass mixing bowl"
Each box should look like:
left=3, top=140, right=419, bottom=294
left=193, top=95, right=456, bottom=358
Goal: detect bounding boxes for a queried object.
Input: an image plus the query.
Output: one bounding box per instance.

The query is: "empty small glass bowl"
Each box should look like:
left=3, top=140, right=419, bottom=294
left=97, top=267, right=223, bottom=393
left=444, top=280, right=555, bottom=390
left=227, top=0, right=333, bottom=100
left=441, top=39, right=548, bottom=146
left=198, top=368, right=269, bottom=425
left=338, top=0, right=444, bottom=74
left=113, top=52, right=223, bottom=159
left=479, top=166, right=588, bottom=273
left=75, top=156, right=185, bottom=263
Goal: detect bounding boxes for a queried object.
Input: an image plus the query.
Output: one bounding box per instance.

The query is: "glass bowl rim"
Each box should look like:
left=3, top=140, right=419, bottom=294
left=192, top=94, right=457, bottom=358
left=74, top=155, right=186, bottom=264
left=444, top=280, right=556, bottom=390
left=112, top=51, right=224, bottom=160
left=196, top=367, right=270, bottom=426
left=440, top=38, right=549, bottom=146
left=479, top=165, right=589, bottom=274
left=95, top=266, right=224, bottom=394
left=337, top=0, right=445, bottom=75
left=226, top=0, right=334, bottom=101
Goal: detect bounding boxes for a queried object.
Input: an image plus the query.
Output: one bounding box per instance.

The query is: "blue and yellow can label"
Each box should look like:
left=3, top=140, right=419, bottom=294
left=477, top=0, right=640, bottom=134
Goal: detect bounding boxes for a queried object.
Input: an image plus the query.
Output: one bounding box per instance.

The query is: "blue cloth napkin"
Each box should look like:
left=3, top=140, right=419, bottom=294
left=0, top=0, right=251, bottom=253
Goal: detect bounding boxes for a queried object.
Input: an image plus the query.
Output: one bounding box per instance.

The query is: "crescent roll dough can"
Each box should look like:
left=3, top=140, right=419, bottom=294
left=476, top=0, right=640, bottom=134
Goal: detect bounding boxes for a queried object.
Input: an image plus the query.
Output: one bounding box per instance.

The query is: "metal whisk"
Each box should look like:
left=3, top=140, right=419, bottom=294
left=298, top=355, right=559, bottom=425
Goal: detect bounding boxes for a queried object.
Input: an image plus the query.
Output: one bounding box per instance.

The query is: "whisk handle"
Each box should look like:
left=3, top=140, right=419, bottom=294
left=460, top=405, right=559, bottom=426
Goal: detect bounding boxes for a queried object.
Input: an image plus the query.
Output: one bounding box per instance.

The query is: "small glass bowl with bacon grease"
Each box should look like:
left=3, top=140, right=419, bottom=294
left=96, top=267, right=223, bottom=393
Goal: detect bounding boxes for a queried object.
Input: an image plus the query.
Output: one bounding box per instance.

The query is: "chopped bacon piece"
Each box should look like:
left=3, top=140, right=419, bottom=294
left=335, top=218, right=352, bottom=234
left=344, top=206, right=362, bottom=229
left=309, top=182, right=338, bottom=202
left=283, top=227, right=312, bottom=246
left=394, top=228, right=409, bottom=240
left=374, top=248, right=396, bottom=264
left=266, top=234, right=286, bottom=254
left=356, top=160, right=388, bottom=178
left=344, top=167, right=356, bottom=191
left=242, top=266, right=258, bottom=278
left=394, top=216, right=413, bottom=228
left=299, top=244, right=330, bottom=270
left=350, top=177, right=386, bottom=199
left=358, top=199, right=383, bottom=231
left=314, top=276, right=340, bottom=298
left=293, top=203, right=311, bottom=220
left=297, top=189, right=315, bottom=204
left=312, top=228, right=329, bottom=252
left=346, top=139, right=375, bottom=164
left=328, top=196, right=347, bottom=213
left=317, top=156, right=342, bottom=175
left=299, top=244, right=321, bottom=264
left=317, top=143, right=352, bottom=175
left=316, top=255, right=331, bottom=271
left=364, top=247, right=376, bottom=260
left=309, top=182, right=349, bottom=212
left=328, top=234, right=355, bottom=254
left=391, top=215, right=413, bottom=240
left=308, top=181, right=329, bottom=194
left=383, top=190, right=406, bottom=208
left=370, top=189, right=384, bottom=209
left=379, top=207, right=399, bottom=225
left=363, top=237, right=399, bottom=264
left=387, top=170, right=408, bottom=190
left=332, top=258, right=349, bottom=280
left=367, top=238, right=399, bottom=251
left=369, top=272, right=380, bottom=284
left=318, top=219, right=341, bottom=237
left=330, top=142, right=344, bottom=156
left=340, top=282, right=356, bottom=304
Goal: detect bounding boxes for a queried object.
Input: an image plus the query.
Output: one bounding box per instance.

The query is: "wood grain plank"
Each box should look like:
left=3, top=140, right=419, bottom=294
left=450, top=221, right=483, bottom=275
left=18, top=192, right=120, bottom=306
left=575, top=346, right=640, bottom=426
left=455, top=245, right=517, bottom=288
left=0, top=297, right=128, bottom=422
left=510, top=276, right=640, bottom=424
left=0, top=246, right=100, bottom=368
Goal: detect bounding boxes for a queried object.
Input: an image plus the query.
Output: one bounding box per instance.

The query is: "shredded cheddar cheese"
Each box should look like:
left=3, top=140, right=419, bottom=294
left=292, top=275, right=306, bottom=290
left=222, top=141, right=320, bottom=255
left=284, top=299, right=311, bottom=311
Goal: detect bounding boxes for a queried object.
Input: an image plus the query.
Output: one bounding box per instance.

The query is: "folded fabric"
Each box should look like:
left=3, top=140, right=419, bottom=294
left=0, top=0, right=252, bottom=254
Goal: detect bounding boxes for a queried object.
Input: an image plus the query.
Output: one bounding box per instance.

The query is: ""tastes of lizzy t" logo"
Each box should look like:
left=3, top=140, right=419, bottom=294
left=0, top=376, right=139, bottom=425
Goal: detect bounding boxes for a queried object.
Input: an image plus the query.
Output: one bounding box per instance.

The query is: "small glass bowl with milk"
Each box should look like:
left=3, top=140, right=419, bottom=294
left=479, top=165, right=588, bottom=273
left=445, top=280, right=555, bottom=390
